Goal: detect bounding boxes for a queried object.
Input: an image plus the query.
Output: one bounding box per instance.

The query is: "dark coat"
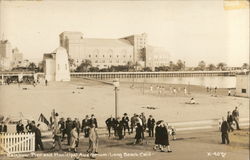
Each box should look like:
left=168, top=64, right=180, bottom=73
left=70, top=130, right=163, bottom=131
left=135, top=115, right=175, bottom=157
left=89, top=118, right=98, bottom=128
left=227, top=115, right=233, bottom=123
left=135, top=125, right=143, bottom=139
left=158, top=126, right=169, bottom=146
left=31, top=126, right=42, bottom=139
left=155, top=126, right=161, bottom=144
left=147, top=118, right=155, bottom=128
left=122, top=116, right=129, bottom=126
left=105, top=118, right=116, bottom=127
left=0, top=125, right=7, bottom=132
left=16, top=124, right=24, bottom=133
left=221, top=121, right=229, bottom=133
left=66, top=120, right=73, bottom=133
left=82, top=119, right=90, bottom=129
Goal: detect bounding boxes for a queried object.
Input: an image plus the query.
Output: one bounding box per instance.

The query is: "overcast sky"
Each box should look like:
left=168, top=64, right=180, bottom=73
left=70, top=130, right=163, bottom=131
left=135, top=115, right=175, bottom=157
left=0, top=0, right=249, bottom=67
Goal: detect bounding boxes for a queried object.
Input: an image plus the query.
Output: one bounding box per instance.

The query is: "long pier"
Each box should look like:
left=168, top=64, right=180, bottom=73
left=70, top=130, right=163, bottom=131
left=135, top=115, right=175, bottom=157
left=0, top=71, right=240, bottom=81
left=71, top=71, right=237, bottom=79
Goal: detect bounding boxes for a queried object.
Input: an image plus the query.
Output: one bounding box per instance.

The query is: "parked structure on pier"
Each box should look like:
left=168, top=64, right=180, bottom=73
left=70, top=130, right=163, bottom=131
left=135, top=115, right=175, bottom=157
left=43, top=47, right=70, bottom=81
left=59, top=31, right=170, bottom=70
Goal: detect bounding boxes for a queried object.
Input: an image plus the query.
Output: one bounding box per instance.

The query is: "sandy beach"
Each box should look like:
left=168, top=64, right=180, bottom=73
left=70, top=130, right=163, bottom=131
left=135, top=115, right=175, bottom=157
left=0, top=78, right=249, bottom=127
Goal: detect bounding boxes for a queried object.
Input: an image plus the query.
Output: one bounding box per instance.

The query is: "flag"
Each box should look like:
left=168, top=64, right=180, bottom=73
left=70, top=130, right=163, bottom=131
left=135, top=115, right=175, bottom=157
left=38, top=113, right=49, bottom=126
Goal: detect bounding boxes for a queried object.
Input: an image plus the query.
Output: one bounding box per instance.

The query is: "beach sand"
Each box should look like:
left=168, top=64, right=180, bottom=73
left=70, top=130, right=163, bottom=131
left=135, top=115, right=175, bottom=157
left=0, top=78, right=248, bottom=127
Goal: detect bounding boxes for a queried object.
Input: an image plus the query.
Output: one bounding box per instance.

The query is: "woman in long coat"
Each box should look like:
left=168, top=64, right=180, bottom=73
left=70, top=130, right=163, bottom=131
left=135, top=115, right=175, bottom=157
left=154, top=121, right=162, bottom=150
left=159, top=122, right=172, bottom=152
left=134, top=123, right=143, bottom=144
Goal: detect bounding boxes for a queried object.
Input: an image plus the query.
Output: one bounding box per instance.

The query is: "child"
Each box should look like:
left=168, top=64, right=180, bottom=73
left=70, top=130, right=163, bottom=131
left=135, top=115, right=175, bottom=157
left=168, top=126, right=176, bottom=140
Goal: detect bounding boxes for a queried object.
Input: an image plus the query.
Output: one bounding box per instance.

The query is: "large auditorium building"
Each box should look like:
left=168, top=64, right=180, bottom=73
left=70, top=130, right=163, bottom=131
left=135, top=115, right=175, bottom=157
left=59, top=31, right=169, bottom=70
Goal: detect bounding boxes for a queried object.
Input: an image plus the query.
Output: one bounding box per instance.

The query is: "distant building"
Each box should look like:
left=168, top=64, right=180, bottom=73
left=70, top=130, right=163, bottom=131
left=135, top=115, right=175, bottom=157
left=144, top=45, right=170, bottom=71
left=235, top=72, right=249, bottom=97
left=43, top=47, right=70, bottom=81
left=12, top=48, right=23, bottom=68
left=0, top=40, right=24, bottom=71
left=0, top=40, right=12, bottom=70
left=59, top=31, right=169, bottom=70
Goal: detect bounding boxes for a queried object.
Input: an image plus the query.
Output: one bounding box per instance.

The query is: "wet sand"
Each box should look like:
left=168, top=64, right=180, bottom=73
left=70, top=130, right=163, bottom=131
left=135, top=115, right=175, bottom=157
left=0, top=78, right=249, bottom=127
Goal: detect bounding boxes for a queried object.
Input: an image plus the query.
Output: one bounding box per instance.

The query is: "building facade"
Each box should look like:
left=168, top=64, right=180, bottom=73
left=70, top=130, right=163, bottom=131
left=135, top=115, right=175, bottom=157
left=235, top=73, right=249, bottom=97
left=12, top=48, right=23, bottom=68
left=144, top=45, right=170, bottom=71
left=0, top=40, right=12, bottom=70
left=43, top=47, right=70, bottom=81
left=59, top=31, right=169, bottom=70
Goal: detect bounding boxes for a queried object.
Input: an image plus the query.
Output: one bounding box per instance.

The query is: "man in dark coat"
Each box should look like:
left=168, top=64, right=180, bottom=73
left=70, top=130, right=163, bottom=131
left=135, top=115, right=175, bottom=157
left=227, top=111, right=234, bottom=132
left=58, top=118, right=66, bottom=141
left=221, top=117, right=230, bottom=144
left=82, top=115, right=90, bottom=137
left=31, top=121, right=44, bottom=151
left=147, top=115, right=155, bottom=137
left=16, top=120, right=24, bottom=133
left=232, top=107, right=240, bottom=130
left=89, top=114, right=98, bottom=128
left=116, top=117, right=124, bottom=140
left=122, top=113, right=130, bottom=136
left=66, top=118, right=73, bottom=145
left=105, top=115, right=116, bottom=137
left=25, top=120, right=33, bottom=132
left=134, top=123, right=143, bottom=144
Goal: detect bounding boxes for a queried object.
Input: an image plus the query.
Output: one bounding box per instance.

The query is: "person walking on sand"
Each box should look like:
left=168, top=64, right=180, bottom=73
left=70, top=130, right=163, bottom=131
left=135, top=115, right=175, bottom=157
left=147, top=115, right=155, bottom=137
left=69, top=125, right=79, bottom=152
left=134, top=123, right=143, bottom=144
left=66, top=118, right=73, bottom=145
left=87, top=124, right=98, bottom=159
left=232, top=107, right=240, bottom=130
left=105, top=115, right=116, bottom=137
left=122, top=113, right=130, bottom=136
left=89, top=114, right=98, bottom=128
left=82, top=115, right=90, bottom=138
left=153, top=121, right=162, bottom=151
left=227, top=111, right=234, bottom=132
left=220, top=117, right=230, bottom=144
left=159, top=122, right=172, bottom=152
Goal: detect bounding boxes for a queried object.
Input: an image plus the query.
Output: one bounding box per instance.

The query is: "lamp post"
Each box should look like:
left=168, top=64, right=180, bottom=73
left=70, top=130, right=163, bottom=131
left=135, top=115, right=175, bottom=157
left=113, top=79, right=120, bottom=119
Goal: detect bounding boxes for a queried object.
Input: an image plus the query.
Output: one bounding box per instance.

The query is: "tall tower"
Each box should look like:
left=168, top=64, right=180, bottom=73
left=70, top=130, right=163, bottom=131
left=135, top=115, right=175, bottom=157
left=59, top=31, right=84, bottom=60
left=121, top=33, right=147, bottom=64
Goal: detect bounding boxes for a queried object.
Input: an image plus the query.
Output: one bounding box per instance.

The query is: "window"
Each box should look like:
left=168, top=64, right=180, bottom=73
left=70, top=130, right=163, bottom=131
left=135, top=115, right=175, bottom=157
left=65, top=64, right=67, bottom=70
left=110, top=55, right=112, bottom=58
left=242, top=89, right=246, bottom=93
left=96, top=55, right=98, bottom=58
left=95, top=60, right=98, bottom=63
left=89, top=55, right=91, bottom=58
left=58, top=64, right=60, bottom=70
left=117, top=55, right=119, bottom=58
left=109, top=60, right=112, bottom=63
left=103, top=55, right=105, bottom=57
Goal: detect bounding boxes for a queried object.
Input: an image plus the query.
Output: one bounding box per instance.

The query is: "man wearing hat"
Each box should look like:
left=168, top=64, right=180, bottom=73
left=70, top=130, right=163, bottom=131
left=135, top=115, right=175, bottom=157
left=122, top=113, right=130, bottom=136
left=147, top=115, right=155, bottom=137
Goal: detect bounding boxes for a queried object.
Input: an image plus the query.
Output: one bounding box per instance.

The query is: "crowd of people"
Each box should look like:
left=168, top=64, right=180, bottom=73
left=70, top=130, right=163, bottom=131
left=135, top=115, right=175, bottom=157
left=220, top=107, right=240, bottom=145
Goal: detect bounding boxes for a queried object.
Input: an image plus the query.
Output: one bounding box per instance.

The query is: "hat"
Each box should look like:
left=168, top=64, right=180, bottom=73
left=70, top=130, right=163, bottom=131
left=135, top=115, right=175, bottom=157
left=124, top=113, right=127, bottom=116
left=91, top=114, right=94, bottom=117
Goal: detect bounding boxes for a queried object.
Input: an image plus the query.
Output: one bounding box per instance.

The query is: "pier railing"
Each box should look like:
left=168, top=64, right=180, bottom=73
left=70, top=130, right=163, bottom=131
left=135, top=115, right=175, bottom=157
left=71, top=71, right=236, bottom=79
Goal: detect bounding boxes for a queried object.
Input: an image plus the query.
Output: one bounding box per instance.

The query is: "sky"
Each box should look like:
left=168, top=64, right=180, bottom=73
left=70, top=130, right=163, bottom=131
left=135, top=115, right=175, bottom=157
left=0, top=0, right=249, bottom=67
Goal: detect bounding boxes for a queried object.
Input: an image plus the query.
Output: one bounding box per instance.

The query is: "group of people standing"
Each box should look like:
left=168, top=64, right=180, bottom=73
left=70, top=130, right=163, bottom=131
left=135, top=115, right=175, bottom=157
left=50, top=113, right=98, bottom=159
left=220, top=107, right=240, bottom=144
left=105, top=112, right=175, bottom=153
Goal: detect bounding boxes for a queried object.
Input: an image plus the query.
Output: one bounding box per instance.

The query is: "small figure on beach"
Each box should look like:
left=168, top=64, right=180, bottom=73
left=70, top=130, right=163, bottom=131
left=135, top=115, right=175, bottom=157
left=185, top=97, right=198, bottom=104
left=220, top=117, right=230, bottom=144
left=228, top=89, right=231, bottom=96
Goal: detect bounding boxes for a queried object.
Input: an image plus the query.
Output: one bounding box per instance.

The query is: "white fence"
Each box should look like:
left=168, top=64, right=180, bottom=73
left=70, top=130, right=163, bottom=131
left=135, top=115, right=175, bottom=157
left=0, top=132, right=35, bottom=155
